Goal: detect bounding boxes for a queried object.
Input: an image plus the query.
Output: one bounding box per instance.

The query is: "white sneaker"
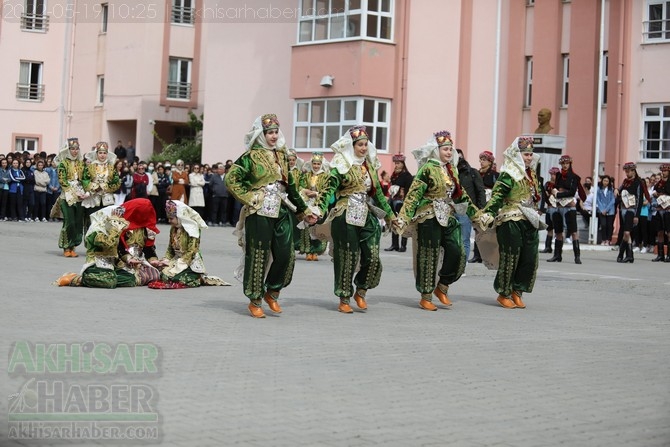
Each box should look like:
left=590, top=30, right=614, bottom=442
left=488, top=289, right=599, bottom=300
left=26, top=218, right=32, bottom=222
left=566, top=237, right=572, bottom=243
left=41, top=218, right=47, bottom=222
left=640, top=246, right=648, bottom=254
left=633, top=246, right=640, bottom=253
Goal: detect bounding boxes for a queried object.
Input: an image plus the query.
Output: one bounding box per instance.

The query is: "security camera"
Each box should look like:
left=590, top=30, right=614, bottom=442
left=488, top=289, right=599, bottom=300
left=148, top=119, right=156, bottom=125
left=320, top=75, right=334, bottom=87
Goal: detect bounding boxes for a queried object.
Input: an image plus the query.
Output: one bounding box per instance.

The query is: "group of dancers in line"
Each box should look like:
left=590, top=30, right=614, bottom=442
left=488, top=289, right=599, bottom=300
left=223, top=113, right=543, bottom=318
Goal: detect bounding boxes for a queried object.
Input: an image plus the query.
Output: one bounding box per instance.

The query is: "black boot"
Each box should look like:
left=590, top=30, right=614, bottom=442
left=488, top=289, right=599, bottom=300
left=540, top=234, right=553, bottom=254
left=469, top=244, right=482, bottom=263
left=652, top=243, right=665, bottom=262
left=617, top=242, right=627, bottom=263
left=398, top=237, right=408, bottom=252
left=385, top=233, right=399, bottom=251
left=547, top=240, right=563, bottom=262
left=623, top=242, right=634, bottom=263
left=573, top=240, right=582, bottom=264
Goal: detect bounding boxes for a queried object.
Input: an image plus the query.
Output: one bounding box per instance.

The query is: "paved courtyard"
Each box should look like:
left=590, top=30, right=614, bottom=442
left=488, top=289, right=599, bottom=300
left=1, top=221, right=669, bottom=446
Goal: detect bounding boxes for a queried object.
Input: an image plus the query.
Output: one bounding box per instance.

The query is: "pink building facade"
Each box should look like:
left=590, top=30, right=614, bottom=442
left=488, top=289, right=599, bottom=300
left=1, top=0, right=669, bottom=184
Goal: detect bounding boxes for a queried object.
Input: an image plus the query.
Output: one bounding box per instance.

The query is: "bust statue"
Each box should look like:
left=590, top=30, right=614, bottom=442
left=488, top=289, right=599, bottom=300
left=534, top=108, right=554, bottom=134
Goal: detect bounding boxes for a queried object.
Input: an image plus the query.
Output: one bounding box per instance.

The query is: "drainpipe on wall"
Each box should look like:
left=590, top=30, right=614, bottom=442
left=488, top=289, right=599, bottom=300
left=492, top=0, right=502, bottom=151
left=397, top=0, right=410, bottom=155
left=62, top=0, right=77, bottom=141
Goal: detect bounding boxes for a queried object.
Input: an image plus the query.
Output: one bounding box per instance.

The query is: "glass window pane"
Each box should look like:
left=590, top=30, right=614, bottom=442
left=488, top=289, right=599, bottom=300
left=646, top=107, right=660, bottom=117
left=344, top=100, right=357, bottom=121
left=311, top=101, right=325, bottom=122
left=301, top=0, right=313, bottom=16
left=368, top=0, right=379, bottom=11
left=310, top=126, right=324, bottom=148
left=375, top=127, right=387, bottom=150
left=381, top=0, right=391, bottom=12
left=331, top=0, right=345, bottom=13
left=326, top=126, right=341, bottom=146
left=664, top=106, right=670, bottom=117
left=316, top=0, right=327, bottom=14
left=348, top=0, right=361, bottom=10
left=295, top=127, right=308, bottom=148
left=315, top=18, right=328, bottom=40
left=347, top=14, right=361, bottom=37
left=299, top=21, right=313, bottom=42
left=377, top=102, right=387, bottom=122
left=363, top=99, right=374, bottom=122
left=297, top=103, right=309, bottom=122
left=330, top=15, right=345, bottom=39
left=326, top=100, right=341, bottom=122
left=380, top=16, right=391, bottom=39
left=367, top=13, right=378, bottom=38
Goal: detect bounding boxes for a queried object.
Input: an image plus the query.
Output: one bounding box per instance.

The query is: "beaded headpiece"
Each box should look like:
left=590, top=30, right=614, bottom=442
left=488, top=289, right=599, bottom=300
left=67, top=138, right=80, bottom=150
left=548, top=167, right=560, bottom=175
left=165, top=200, right=178, bottom=219
left=349, top=126, right=369, bottom=142
left=95, top=141, right=109, bottom=152
left=261, top=113, right=280, bottom=131
left=517, top=136, right=534, bottom=152
left=559, top=155, right=573, bottom=164
left=479, top=150, right=495, bottom=162
left=392, top=153, right=406, bottom=162
left=434, top=131, right=453, bottom=147
left=660, top=163, right=670, bottom=171
left=622, top=162, right=637, bottom=170
left=311, top=152, right=324, bottom=163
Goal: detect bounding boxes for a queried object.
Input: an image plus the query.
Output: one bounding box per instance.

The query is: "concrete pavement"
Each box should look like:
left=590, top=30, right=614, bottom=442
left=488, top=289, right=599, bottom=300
left=1, top=220, right=669, bottom=446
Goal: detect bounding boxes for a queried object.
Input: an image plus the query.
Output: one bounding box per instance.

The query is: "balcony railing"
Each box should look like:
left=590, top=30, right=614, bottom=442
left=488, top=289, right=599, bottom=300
left=642, top=139, right=670, bottom=160
left=20, top=13, right=49, bottom=32
left=171, top=6, right=194, bottom=24
left=643, top=19, right=670, bottom=42
left=16, top=83, right=45, bottom=101
left=167, top=81, right=192, bottom=100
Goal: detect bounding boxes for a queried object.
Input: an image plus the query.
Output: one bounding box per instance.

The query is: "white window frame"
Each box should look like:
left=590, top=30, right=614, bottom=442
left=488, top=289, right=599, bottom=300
left=298, top=0, right=394, bottom=44
left=167, top=58, right=192, bottom=100
left=293, top=97, right=391, bottom=151
left=524, top=56, right=533, bottom=108
left=22, top=0, right=49, bottom=32
left=527, top=0, right=535, bottom=5
left=96, top=75, right=105, bottom=105
left=17, top=60, right=44, bottom=102
left=642, top=104, right=670, bottom=160
left=561, top=54, right=569, bottom=108
left=172, top=0, right=195, bottom=25
left=101, top=3, right=108, bottom=33
left=644, top=0, right=670, bottom=43
left=15, top=137, right=39, bottom=152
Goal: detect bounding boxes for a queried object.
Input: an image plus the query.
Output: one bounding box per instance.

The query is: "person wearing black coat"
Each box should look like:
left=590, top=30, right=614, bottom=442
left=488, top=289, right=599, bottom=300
left=385, top=154, right=414, bottom=252
left=455, top=149, right=486, bottom=261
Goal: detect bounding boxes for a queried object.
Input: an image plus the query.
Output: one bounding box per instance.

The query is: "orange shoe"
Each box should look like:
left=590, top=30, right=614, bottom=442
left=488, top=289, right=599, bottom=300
left=63, top=249, right=71, bottom=257
left=497, top=295, right=517, bottom=309
left=511, top=291, right=526, bottom=309
left=56, top=272, right=77, bottom=287
left=434, top=285, right=452, bottom=307
left=69, top=250, right=78, bottom=258
left=263, top=292, right=282, bottom=313
left=305, top=254, right=312, bottom=261
left=353, top=291, right=367, bottom=310
left=419, top=299, right=437, bottom=311
left=338, top=302, right=354, bottom=313
left=248, top=303, right=266, bottom=318
left=312, top=254, right=318, bottom=261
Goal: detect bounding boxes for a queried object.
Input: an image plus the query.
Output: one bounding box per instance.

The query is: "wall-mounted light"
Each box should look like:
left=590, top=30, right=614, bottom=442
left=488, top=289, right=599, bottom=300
left=320, top=75, right=334, bottom=87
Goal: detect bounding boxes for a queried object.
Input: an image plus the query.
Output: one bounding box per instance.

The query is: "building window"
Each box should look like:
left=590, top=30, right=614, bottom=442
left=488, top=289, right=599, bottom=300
left=21, top=0, right=49, bottom=31
left=527, top=0, right=535, bottom=5
left=101, top=3, right=108, bottom=33
left=642, top=104, right=670, bottom=160
left=172, top=0, right=194, bottom=25
left=524, top=56, right=533, bottom=108
left=293, top=97, right=391, bottom=151
left=298, top=0, right=393, bottom=44
left=96, top=76, right=105, bottom=105
left=17, top=61, right=44, bottom=101
left=15, top=137, right=39, bottom=152
left=561, top=54, right=569, bottom=107
left=644, top=0, right=670, bottom=42
left=601, top=51, right=608, bottom=106
left=167, top=58, right=192, bottom=100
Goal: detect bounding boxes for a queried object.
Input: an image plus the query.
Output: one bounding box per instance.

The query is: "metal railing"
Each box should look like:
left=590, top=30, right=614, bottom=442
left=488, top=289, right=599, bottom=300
left=167, top=81, right=191, bottom=100
left=641, top=139, right=670, bottom=160
left=171, top=6, right=194, bottom=24
left=16, top=83, right=45, bottom=101
left=20, top=13, right=49, bottom=31
left=643, top=19, right=670, bottom=42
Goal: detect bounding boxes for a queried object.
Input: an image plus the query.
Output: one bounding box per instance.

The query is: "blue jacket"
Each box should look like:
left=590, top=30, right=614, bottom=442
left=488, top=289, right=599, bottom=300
left=9, top=168, right=25, bottom=194
left=46, top=166, right=61, bottom=195
left=596, top=186, right=615, bottom=214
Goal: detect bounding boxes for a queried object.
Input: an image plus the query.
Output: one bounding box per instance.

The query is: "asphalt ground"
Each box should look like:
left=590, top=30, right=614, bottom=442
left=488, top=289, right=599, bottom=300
left=1, top=220, right=669, bottom=446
